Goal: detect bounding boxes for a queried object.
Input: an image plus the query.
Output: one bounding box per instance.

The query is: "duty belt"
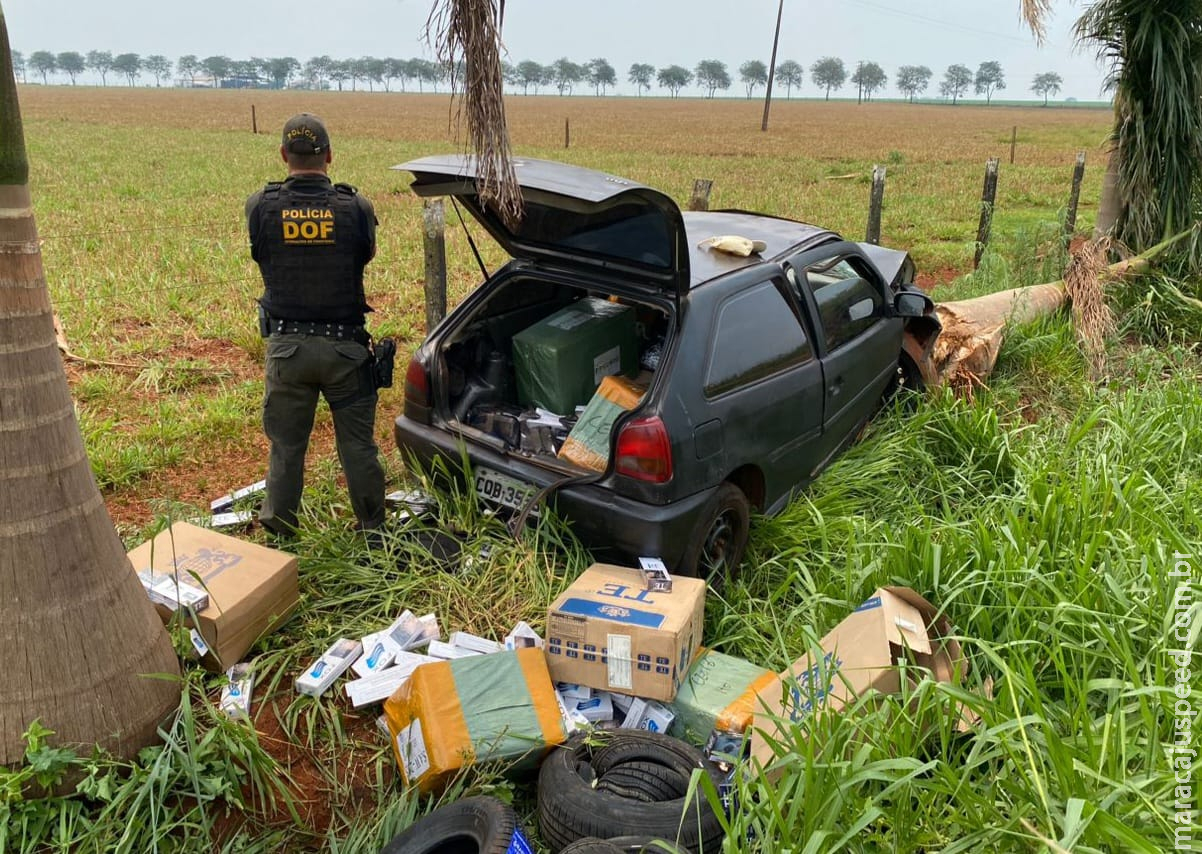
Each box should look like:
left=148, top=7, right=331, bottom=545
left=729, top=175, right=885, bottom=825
left=271, top=319, right=369, bottom=345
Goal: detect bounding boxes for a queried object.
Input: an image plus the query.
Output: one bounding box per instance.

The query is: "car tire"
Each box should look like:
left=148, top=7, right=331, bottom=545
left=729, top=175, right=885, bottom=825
left=883, top=352, right=925, bottom=409
left=561, top=839, right=692, bottom=854
left=378, top=795, right=526, bottom=854
left=537, top=731, right=725, bottom=853
left=677, top=482, right=750, bottom=580
left=597, top=759, right=691, bottom=802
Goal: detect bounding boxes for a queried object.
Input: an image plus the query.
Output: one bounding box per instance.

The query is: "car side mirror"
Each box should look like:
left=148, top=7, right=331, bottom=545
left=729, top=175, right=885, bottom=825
left=894, top=291, right=929, bottom=317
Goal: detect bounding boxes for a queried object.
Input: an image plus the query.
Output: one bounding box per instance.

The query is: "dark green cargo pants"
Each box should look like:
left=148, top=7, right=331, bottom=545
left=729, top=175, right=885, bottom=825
left=259, top=334, right=386, bottom=534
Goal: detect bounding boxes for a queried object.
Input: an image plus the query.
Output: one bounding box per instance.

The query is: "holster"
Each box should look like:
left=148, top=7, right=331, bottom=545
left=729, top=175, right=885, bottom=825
left=372, top=338, right=396, bottom=389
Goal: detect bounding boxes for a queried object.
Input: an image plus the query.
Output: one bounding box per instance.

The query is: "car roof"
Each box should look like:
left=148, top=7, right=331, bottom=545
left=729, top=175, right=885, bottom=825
left=683, top=211, right=836, bottom=287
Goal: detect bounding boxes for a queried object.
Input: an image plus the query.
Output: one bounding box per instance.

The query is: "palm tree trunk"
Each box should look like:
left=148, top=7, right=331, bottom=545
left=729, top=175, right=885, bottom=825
left=1094, top=146, right=1122, bottom=238
left=0, top=3, right=179, bottom=767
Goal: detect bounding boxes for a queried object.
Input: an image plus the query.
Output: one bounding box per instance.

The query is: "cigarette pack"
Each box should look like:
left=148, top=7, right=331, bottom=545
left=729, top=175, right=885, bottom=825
left=138, top=570, right=210, bottom=613
left=638, top=556, right=673, bottom=593
left=344, top=650, right=436, bottom=708
left=219, top=663, right=255, bottom=718
left=211, top=480, right=268, bottom=512
left=384, top=488, right=434, bottom=516
left=296, top=638, right=362, bottom=697
left=449, top=631, right=503, bottom=655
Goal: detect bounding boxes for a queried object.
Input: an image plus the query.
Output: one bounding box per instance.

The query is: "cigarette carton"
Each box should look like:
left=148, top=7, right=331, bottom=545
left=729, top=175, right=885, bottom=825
left=428, top=640, right=479, bottom=660
left=210, top=479, right=267, bottom=512
left=353, top=612, right=441, bottom=678
left=296, top=638, right=362, bottom=697
left=571, top=691, right=615, bottom=723
left=504, top=620, right=544, bottom=651
left=621, top=697, right=676, bottom=733
left=638, top=557, right=673, bottom=593
left=219, top=663, right=255, bottom=718
left=138, top=569, right=210, bottom=613
left=344, top=650, right=437, bottom=708
left=449, top=631, right=504, bottom=655
left=210, top=510, right=257, bottom=529
left=555, top=682, right=592, bottom=702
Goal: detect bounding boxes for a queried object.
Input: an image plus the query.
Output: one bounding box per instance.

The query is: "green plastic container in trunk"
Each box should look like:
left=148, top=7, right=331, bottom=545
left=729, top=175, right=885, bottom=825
left=512, top=297, right=638, bottom=415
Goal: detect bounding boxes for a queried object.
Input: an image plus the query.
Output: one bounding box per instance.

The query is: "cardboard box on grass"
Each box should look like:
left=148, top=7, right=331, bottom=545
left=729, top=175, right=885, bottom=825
left=126, top=522, right=298, bottom=671
left=668, top=649, right=776, bottom=747
left=545, top=564, right=706, bottom=702
left=750, top=587, right=982, bottom=778
left=383, top=647, right=566, bottom=793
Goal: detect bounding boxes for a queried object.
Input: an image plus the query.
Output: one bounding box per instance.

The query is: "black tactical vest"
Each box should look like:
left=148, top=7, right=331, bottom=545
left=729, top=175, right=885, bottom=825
left=252, top=179, right=370, bottom=324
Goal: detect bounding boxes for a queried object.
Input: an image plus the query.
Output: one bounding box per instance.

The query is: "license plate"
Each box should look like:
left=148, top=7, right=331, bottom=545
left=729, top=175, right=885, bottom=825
left=473, top=466, right=537, bottom=514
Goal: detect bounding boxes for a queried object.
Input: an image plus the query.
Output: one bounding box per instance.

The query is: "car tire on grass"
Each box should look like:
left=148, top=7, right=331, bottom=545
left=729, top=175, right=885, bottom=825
left=560, top=839, right=692, bottom=854
left=677, top=482, right=750, bottom=580
left=537, top=731, right=725, bottom=853
left=378, top=795, right=525, bottom=854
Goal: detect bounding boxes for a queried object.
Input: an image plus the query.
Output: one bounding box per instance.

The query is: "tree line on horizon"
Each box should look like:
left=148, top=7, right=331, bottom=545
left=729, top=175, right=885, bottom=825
left=9, top=49, right=1069, bottom=105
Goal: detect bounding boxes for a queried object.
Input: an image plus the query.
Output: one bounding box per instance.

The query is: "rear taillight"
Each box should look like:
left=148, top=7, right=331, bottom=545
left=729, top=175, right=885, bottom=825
left=615, top=416, right=673, bottom=484
left=404, top=356, right=431, bottom=411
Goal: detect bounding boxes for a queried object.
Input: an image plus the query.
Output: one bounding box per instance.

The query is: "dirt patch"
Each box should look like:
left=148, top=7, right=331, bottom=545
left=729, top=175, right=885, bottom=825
left=209, top=692, right=397, bottom=847
left=915, top=267, right=963, bottom=292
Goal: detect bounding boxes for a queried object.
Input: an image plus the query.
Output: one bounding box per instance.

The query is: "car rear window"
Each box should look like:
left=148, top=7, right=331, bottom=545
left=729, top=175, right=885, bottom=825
left=513, top=199, right=673, bottom=268
left=705, top=281, right=813, bottom=398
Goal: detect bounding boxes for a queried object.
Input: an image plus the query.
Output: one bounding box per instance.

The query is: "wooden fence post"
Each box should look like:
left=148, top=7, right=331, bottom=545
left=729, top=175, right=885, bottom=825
left=251, top=104, right=257, bottom=134
left=687, top=179, right=713, bottom=211
left=423, top=199, right=447, bottom=331
left=974, top=158, right=1000, bottom=269
left=865, top=165, right=886, bottom=244
left=565, top=118, right=570, bottom=149
left=1064, top=150, right=1086, bottom=241
left=1009, top=125, right=1017, bottom=164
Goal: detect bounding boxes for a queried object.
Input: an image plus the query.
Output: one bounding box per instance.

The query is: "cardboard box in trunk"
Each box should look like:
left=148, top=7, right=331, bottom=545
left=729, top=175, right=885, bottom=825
left=127, top=522, right=298, bottom=670
left=750, top=587, right=981, bottom=777
left=545, top=564, right=706, bottom=702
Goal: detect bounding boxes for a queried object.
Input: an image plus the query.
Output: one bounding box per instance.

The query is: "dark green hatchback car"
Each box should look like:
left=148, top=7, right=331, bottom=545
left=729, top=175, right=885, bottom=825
left=393, top=155, right=939, bottom=577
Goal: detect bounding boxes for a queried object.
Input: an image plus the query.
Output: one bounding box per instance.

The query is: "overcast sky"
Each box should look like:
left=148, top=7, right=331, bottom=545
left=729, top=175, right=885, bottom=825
left=6, top=0, right=1109, bottom=101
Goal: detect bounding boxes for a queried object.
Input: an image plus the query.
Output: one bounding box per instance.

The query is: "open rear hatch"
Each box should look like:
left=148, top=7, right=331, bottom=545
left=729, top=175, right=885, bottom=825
left=394, top=154, right=691, bottom=302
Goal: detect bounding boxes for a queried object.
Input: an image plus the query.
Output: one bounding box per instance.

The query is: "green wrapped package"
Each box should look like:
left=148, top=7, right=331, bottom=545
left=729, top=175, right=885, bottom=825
left=513, top=297, right=637, bottom=415
left=384, top=647, right=567, bottom=793
left=668, top=649, right=775, bottom=747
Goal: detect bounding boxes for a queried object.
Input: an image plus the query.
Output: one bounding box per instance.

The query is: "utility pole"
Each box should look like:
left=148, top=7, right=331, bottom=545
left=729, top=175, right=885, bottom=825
left=761, top=0, right=785, bottom=131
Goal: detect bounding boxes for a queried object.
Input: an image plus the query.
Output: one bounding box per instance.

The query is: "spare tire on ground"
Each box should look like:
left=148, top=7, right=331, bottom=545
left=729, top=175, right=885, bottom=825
left=538, top=730, right=725, bottom=853
left=379, top=795, right=531, bottom=854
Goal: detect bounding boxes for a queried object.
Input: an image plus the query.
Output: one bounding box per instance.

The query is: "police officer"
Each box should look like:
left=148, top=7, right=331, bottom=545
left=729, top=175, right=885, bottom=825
left=246, top=113, right=385, bottom=541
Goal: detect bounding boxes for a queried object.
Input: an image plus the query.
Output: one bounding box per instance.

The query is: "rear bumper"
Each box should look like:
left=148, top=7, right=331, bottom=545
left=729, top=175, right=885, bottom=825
left=394, top=415, right=714, bottom=570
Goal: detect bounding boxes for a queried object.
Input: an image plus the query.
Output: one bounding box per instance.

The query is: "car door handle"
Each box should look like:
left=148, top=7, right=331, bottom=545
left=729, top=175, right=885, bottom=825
left=828, top=377, right=843, bottom=396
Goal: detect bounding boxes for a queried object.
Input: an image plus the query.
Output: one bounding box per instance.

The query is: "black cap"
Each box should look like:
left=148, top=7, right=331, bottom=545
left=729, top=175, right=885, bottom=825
left=281, top=113, right=330, bottom=155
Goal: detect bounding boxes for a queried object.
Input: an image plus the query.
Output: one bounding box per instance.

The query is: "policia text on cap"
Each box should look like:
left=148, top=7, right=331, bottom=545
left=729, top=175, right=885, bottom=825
left=245, top=113, right=391, bottom=540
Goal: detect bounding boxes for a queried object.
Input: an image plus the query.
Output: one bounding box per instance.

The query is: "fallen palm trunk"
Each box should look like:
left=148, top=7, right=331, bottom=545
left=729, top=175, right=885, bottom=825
left=927, top=231, right=1190, bottom=387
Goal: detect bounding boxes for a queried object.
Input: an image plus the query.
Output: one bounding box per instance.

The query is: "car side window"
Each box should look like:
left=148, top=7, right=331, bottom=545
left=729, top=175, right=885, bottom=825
left=803, top=257, right=885, bottom=352
left=704, top=281, right=813, bottom=398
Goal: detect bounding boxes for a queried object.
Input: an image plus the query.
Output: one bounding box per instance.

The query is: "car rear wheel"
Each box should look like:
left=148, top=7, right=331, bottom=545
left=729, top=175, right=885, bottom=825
left=677, top=483, right=750, bottom=580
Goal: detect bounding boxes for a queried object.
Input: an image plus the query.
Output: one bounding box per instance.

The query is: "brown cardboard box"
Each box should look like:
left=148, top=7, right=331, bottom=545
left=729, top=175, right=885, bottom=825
left=750, top=587, right=981, bottom=776
left=126, top=522, right=299, bottom=670
left=545, top=564, right=706, bottom=702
